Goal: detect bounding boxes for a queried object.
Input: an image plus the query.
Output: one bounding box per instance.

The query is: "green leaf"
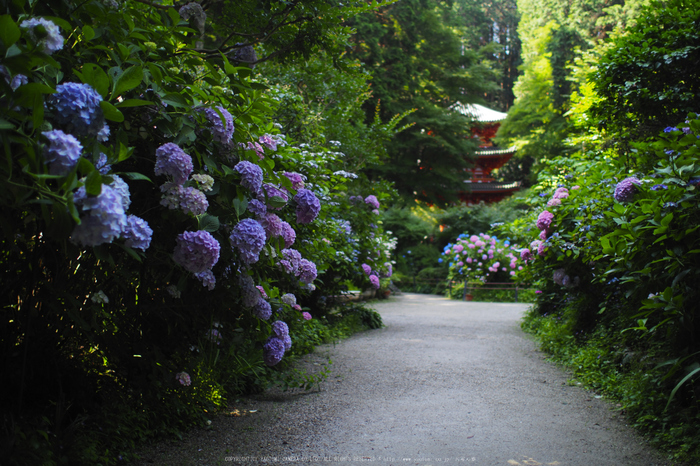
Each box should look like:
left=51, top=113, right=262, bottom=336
left=0, top=118, right=15, bottom=130
left=232, top=198, right=248, bottom=217
left=82, top=25, right=95, bottom=41
left=268, top=195, right=288, bottom=208
left=146, top=63, right=164, bottom=85
left=665, top=366, right=700, bottom=412
left=111, top=65, right=143, bottom=100
left=198, top=215, right=220, bottom=232
left=100, top=101, right=124, bottom=122
left=0, top=15, right=20, bottom=48
left=122, top=172, right=152, bottom=182
left=114, top=99, right=155, bottom=108
left=84, top=171, right=103, bottom=196
left=79, top=63, right=110, bottom=97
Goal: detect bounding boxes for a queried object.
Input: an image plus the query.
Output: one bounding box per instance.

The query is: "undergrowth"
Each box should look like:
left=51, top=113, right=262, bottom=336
left=522, top=308, right=700, bottom=464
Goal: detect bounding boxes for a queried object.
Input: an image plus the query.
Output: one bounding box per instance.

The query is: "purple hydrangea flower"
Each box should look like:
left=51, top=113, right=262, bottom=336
left=364, top=195, right=380, bottom=209
left=553, top=268, right=568, bottom=286
left=259, top=134, right=277, bottom=151
left=263, top=337, right=285, bottom=366
left=20, top=18, right=64, bottom=54
left=256, top=285, right=268, bottom=299
left=123, top=215, right=153, bottom=251
left=384, top=262, right=393, bottom=278
left=71, top=185, right=127, bottom=247
left=536, top=211, right=554, bottom=231
left=173, top=230, right=220, bottom=273
left=176, top=371, right=191, bottom=386
left=246, top=141, right=265, bottom=159
left=271, top=321, right=289, bottom=339
left=283, top=172, right=305, bottom=190
left=109, top=175, right=131, bottom=211
left=349, top=195, right=363, bottom=204
left=294, top=189, right=321, bottom=224
left=369, top=274, right=380, bottom=289
left=204, top=106, right=234, bottom=143
left=247, top=198, right=267, bottom=217
left=282, top=334, right=292, bottom=351
left=520, top=248, right=533, bottom=262
left=537, top=241, right=547, bottom=256
left=260, top=213, right=284, bottom=239
left=195, top=269, right=216, bottom=290
left=178, top=186, right=208, bottom=216
left=552, top=187, right=569, bottom=199
left=302, top=312, right=312, bottom=321
left=546, top=198, right=561, bottom=207
left=239, top=275, right=261, bottom=307
left=42, top=129, right=82, bottom=175
left=613, top=176, right=641, bottom=203
left=279, top=221, right=296, bottom=248
left=281, top=293, right=297, bottom=306
left=230, top=218, right=266, bottom=265
left=280, top=248, right=302, bottom=275
left=297, top=259, right=317, bottom=284
left=155, top=143, right=193, bottom=184
left=253, top=298, right=272, bottom=320
left=651, top=184, right=668, bottom=191
left=361, top=264, right=371, bottom=276
left=49, top=83, right=104, bottom=137
left=234, top=161, right=263, bottom=195
left=261, top=183, right=289, bottom=209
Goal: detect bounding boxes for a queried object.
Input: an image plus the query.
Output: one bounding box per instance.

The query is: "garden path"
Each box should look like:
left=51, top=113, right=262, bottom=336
left=134, top=293, right=672, bottom=466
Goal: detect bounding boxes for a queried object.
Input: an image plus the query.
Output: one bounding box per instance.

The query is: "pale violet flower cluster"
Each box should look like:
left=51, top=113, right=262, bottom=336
left=364, top=195, right=380, bottom=209
left=123, top=215, right=153, bottom=251
left=155, top=143, right=194, bottom=184
left=264, top=320, right=292, bottom=366
left=71, top=185, right=127, bottom=247
left=20, top=17, right=64, bottom=54
left=614, top=176, right=641, bottom=203
left=234, top=161, right=263, bottom=195
left=155, top=144, right=209, bottom=216
left=278, top=248, right=317, bottom=284
left=42, top=130, right=82, bottom=175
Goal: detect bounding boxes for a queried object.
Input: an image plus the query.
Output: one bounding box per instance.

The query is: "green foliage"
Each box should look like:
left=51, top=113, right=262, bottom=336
left=590, top=0, right=700, bottom=150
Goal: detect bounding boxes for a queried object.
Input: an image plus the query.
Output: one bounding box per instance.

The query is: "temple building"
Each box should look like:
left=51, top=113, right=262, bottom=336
left=452, top=103, right=521, bottom=204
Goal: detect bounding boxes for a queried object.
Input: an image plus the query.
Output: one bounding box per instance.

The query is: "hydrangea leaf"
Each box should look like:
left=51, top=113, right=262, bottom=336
left=76, top=63, right=109, bottom=98
left=100, top=101, right=124, bottom=123
left=110, top=65, right=143, bottom=100
left=198, top=215, right=220, bottom=232
left=268, top=195, right=287, bottom=208
left=0, top=15, right=20, bottom=48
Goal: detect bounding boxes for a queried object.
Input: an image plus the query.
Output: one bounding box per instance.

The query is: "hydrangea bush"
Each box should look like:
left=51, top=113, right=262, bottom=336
left=442, top=233, right=523, bottom=287
left=0, top=0, right=399, bottom=463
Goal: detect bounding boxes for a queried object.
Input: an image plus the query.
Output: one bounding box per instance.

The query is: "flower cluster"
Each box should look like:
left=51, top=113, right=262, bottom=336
left=284, top=172, right=305, bottom=190
left=294, top=189, right=321, bottom=224
left=172, top=230, right=220, bottom=274
left=443, top=233, right=522, bottom=284
left=234, top=161, right=263, bottom=194
left=230, top=218, right=266, bottom=265
left=176, top=372, right=191, bottom=386
left=204, top=106, right=234, bottom=143
left=20, top=17, right=64, bottom=54
left=155, top=143, right=194, bottom=184
left=71, top=185, right=128, bottom=247
left=42, top=130, right=82, bottom=175
left=123, top=215, right=153, bottom=251
left=48, top=83, right=105, bottom=137
left=364, top=195, right=380, bottom=209
left=263, top=320, right=292, bottom=366
left=613, top=176, right=641, bottom=203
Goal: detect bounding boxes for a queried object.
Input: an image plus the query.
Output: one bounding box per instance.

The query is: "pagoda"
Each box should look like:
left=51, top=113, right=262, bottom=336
left=452, top=102, right=521, bottom=204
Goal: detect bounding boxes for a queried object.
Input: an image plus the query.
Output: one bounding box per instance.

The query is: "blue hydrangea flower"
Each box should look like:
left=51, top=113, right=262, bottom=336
left=96, top=153, right=111, bottom=174
left=97, top=124, right=110, bottom=142
left=71, top=185, right=127, bottom=247
left=49, top=83, right=104, bottom=137
left=364, top=195, right=380, bottom=209
left=204, top=106, right=234, bottom=143
left=283, top=172, right=305, bottom=190
left=282, top=334, right=292, bottom=351
left=253, top=298, right=272, bottom=320
left=20, top=18, right=64, bottom=54
left=173, top=230, right=220, bottom=274
left=229, top=218, right=266, bottom=265
left=109, top=175, right=131, bottom=211
left=155, top=143, right=193, bottom=184
left=281, top=293, right=296, bottom=306
left=369, top=275, right=380, bottom=289
left=294, top=189, right=321, bottom=224
left=279, top=221, right=296, bottom=248
left=263, top=336, right=285, bottom=366
left=11, top=74, right=28, bottom=90
left=651, top=184, right=668, bottom=191
left=123, top=215, right=153, bottom=251
left=259, top=213, right=284, bottom=239
left=42, top=129, right=82, bottom=175
left=234, top=161, right=263, bottom=195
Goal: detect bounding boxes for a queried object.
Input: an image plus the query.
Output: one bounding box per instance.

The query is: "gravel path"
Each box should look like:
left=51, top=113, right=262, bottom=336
left=134, top=293, right=673, bottom=466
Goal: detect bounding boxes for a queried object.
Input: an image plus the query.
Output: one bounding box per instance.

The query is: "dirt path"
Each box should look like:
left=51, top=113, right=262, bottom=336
left=134, top=293, right=673, bottom=466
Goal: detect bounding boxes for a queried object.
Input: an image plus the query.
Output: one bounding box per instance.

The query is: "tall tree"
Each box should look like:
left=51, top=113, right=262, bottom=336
left=346, top=0, right=499, bottom=206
